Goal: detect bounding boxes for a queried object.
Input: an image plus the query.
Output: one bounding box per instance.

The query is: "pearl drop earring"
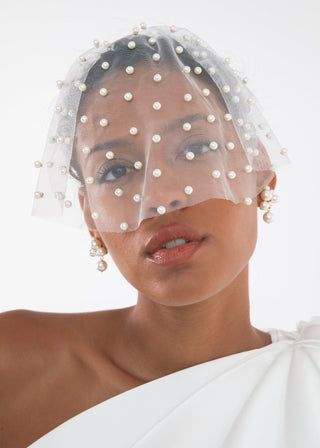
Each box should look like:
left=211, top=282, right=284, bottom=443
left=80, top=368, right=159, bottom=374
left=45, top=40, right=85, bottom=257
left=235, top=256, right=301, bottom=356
left=89, top=237, right=108, bottom=272
left=259, top=186, right=279, bottom=223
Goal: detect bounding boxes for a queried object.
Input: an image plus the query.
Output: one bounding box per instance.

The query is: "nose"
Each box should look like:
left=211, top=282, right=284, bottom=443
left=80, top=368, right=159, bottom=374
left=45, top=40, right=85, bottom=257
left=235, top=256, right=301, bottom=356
left=142, top=175, right=190, bottom=218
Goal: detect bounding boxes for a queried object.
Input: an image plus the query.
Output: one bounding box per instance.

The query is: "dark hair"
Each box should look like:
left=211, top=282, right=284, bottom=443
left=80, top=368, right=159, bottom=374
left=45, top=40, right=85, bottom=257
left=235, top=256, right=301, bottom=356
left=70, top=33, right=227, bottom=187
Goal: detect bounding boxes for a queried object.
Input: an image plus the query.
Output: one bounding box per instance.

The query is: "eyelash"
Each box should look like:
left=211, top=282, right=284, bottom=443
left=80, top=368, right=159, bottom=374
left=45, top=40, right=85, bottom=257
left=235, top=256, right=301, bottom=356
left=96, top=140, right=214, bottom=183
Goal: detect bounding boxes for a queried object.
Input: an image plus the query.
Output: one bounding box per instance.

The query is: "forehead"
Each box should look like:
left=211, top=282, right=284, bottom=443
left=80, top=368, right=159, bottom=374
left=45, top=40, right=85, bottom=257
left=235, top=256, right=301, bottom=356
left=76, top=65, right=227, bottom=144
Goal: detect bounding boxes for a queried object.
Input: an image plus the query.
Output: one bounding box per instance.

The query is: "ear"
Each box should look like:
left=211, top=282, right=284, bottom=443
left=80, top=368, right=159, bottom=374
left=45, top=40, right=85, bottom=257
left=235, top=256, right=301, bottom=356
left=78, top=186, right=96, bottom=238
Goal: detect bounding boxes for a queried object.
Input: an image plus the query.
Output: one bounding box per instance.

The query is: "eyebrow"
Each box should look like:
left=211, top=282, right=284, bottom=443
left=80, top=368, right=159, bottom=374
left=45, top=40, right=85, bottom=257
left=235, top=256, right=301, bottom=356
left=85, top=112, right=209, bottom=161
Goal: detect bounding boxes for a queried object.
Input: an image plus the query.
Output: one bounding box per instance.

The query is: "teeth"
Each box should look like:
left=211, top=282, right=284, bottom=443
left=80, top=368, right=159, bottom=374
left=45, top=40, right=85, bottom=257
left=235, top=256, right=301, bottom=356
left=161, top=238, right=190, bottom=249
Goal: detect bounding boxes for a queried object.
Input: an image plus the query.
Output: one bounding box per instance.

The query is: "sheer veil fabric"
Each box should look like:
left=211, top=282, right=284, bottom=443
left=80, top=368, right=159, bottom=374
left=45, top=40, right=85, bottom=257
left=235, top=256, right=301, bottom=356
left=32, top=23, right=290, bottom=233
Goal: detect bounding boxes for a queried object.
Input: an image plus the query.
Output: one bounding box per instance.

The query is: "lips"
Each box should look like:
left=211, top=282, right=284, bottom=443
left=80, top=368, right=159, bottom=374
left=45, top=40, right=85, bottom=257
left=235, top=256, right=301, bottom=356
left=145, top=224, right=205, bottom=255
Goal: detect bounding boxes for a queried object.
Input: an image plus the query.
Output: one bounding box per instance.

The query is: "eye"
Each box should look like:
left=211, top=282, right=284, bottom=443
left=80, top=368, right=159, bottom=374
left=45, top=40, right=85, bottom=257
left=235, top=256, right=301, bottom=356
left=183, top=141, right=211, bottom=157
left=96, top=164, right=135, bottom=183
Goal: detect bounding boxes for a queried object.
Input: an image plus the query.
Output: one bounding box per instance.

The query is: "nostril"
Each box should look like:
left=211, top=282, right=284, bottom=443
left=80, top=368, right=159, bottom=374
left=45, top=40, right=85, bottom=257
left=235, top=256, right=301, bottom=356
left=170, top=200, right=180, bottom=207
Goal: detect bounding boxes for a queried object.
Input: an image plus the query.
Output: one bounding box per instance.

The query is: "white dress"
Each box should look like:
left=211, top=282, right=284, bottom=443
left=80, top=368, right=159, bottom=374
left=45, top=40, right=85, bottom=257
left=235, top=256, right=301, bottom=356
left=27, top=316, right=320, bottom=448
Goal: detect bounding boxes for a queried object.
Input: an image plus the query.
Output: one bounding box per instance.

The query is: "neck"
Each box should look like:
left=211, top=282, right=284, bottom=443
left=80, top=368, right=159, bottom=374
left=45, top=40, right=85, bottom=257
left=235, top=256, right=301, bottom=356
left=116, top=264, right=272, bottom=381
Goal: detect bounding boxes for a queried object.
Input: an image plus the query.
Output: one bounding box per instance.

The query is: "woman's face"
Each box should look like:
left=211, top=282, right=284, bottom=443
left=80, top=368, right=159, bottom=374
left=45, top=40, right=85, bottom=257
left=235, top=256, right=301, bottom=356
left=76, top=64, right=276, bottom=306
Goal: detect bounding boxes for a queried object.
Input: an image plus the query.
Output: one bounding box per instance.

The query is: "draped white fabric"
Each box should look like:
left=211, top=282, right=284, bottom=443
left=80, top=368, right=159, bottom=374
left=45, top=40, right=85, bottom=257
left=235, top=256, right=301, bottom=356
left=28, top=316, right=320, bottom=448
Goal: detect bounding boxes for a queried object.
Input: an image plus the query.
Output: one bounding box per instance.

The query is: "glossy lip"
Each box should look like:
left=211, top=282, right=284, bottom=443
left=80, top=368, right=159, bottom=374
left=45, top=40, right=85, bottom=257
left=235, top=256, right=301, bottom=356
left=144, top=223, right=205, bottom=256
left=147, top=240, right=204, bottom=266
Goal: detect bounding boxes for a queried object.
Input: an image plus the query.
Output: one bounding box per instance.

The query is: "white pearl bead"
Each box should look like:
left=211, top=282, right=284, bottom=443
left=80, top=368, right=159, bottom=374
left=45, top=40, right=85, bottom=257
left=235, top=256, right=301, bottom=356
left=79, top=55, right=86, bottom=62
left=207, top=114, right=215, bottom=123
left=222, top=85, right=230, bottom=93
left=74, top=80, right=81, bottom=88
left=153, top=73, right=162, bottom=82
left=132, top=26, right=139, bottom=35
left=34, top=191, right=44, bottom=199
left=157, top=205, right=166, bottom=214
left=34, top=160, right=42, bottom=168
left=59, top=166, right=67, bottom=175
left=55, top=105, right=62, bottom=113
left=259, top=201, right=269, bottom=211
left=195, top=38, right=202, bottom=45
left=90, top=248, right=97, bottom=257
left=79, top=83, right=87, bottom=92
left=226, top=142, right=235, bottom=150
left=184, top=93, right=192, bottom=102
left=100, top=118, right=108, bottom=127
left=243, top=133, right=251, bottom=141
left=97, top=247, right=106, bottom=256
left=100, top=88, right=108, bottom=96
left=175, top=46, right=183, bottom=54
left=236, top=118, right=244, bottom=127
left=120, top=222, right=128, bottom=230
left=128, top=41, right=136, bottom=49
left=46, top=161, right=53, bottom=168
left=183, top=122, right=191, bottom=131
left=186, top=151, right=195, bottom=160
left=93, top=39, right=100, bottom=47
left=114, top=188, right=123, bottom=196
left=152, top=134, right=161, bottom=143
left=91, top=239, right=99, bottom=249
left=57, top=136, right=64, bottom=144
left=252, top=149, right=259, bottom=157
left=130, top=127, right=138, bottom=135
left=56, top=80, right=63, bottom=89
left=153, top=169, right=162, bottom=177
left=224, top=113, right=232, bottom=121
left=247, top=97, right=254, bottom=104
left=227, top=171, right=236, bottom=179
left=200, top=51, right=207, bottom=59
left=280, top=147, right=288, bottom=155
left=102, top=40, right=109, bottom=47
left=68, top=110, right=75, bottom=117
left=106, top=151, right=114, bottom=159
left=86, top=176, right=94, bottom=184
left=244, top=164, right=252, bottom=173
left=263, top=211, right=273, bottom=223
left=192, top=50, right=200, bottom=58
left=243, top=123, right=251, bottom=131
left=211, top=170, right=221, bottom=179
left=232, top=96, right=240, bottom=103
left=242, top=77, right=249, bottom=84
left=148, top=37, right=156, bottom=45
left=133, top=193, right=141, bottom=202
left=101, top=62, right=110, bottom=70
left=80, top=115, right=88, bottom=123
left=124, top=92, right=133, bottom=101
left=224, top=57, right=231, bottom=64
left=140, top=22, right=147, bottom=29
left=194, top=66, right=202, bottom=75
left=64, top=200, right=72, bottom=208
left=82, top=146, right=91, bottom=154
left=170, top=25, right=176, bottom=32
left=91, top=212, right=99, bottom=220
left=54, top=192, right=65, bottom=200
left=152, top=53, right=160, bottom=61
left=153, top=101, right=161, bottom=110
left=208, top=67, right=216, bottom=75
left=97, top=260, right=107, bottom=272
left=244, top=197, right=252, bottom=205
left=202, top=88, right=210, bottom=96
left=184, top=186, right=193, bottom=195
left=209, top=141, right=218, bottom=150
left=126, top=66, right=134, bottom=74
left=271, top=194, right=279, bottom=204
left=261, top=189, right=273, bottom=201
left=134, top=160, right=143, bottom=169
left=183, top=66, right=191, bottom=74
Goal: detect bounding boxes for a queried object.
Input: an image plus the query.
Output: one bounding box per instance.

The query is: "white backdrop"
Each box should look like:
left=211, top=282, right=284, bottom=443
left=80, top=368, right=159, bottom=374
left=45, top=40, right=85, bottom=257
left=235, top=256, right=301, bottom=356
left=1, top=0, right=319, bottom=332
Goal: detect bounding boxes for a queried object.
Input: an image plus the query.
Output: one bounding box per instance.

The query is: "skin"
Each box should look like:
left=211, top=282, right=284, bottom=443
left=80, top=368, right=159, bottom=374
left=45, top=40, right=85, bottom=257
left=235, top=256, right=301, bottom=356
left=0, top=64, right=277, bottom=448
left=76, top=65, right=276, bottom=381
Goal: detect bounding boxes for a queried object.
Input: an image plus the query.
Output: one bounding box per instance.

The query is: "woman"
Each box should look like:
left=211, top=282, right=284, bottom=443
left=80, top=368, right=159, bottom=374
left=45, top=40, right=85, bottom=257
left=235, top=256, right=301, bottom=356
left=1, top=23, right=319, bottom=448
